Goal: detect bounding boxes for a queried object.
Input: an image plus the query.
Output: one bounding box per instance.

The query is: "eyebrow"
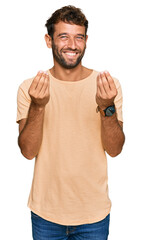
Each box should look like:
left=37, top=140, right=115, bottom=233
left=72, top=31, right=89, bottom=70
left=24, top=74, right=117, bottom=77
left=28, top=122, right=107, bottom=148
left=76, top=34, right=85, bottom=38
left=57, top=33, right=68, bottom=37
left=57, top=33, right=85, bottom=38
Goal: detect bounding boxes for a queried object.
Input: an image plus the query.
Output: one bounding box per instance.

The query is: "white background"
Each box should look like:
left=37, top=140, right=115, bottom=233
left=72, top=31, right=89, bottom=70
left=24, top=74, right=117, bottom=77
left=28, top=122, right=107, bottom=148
left=0, top=0, right=142, bottom=239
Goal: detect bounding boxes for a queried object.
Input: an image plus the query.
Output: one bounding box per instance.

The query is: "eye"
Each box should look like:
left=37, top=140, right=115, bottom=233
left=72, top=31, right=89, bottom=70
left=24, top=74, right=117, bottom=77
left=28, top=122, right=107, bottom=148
left=60, top=35, right=68, bottom=40
left=76, top=36, right=85, bottom=41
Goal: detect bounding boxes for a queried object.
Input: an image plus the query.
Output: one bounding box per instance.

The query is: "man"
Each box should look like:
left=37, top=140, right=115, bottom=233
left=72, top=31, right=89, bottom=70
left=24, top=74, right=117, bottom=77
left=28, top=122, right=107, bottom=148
left=17, top=5, right=125, bottom=240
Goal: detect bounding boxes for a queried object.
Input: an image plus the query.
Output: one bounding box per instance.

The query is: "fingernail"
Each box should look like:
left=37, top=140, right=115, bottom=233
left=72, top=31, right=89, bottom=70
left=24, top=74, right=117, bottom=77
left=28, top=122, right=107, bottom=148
left=44, top=71, right=48, bottom=75
left=100, top=71, right=104, bottom=75
left=39, top=70, right=43, bottom=73
left=105, top=70, right=108, bottom=74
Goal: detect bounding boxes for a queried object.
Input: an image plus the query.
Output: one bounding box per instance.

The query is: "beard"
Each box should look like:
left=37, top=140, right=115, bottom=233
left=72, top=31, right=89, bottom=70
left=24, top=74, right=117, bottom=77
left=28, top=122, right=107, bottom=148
left=51, top=41, right=86, bottom=69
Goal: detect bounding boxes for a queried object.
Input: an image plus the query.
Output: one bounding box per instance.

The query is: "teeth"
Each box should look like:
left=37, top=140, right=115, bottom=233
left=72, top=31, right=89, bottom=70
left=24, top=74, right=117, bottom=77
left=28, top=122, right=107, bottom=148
left=65, top=52, right=76, bottom=56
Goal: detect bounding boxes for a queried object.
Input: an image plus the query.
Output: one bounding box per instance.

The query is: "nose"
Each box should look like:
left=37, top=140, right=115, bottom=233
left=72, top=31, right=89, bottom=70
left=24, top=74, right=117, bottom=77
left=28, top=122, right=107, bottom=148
left=67, top=37, right=76, bottom=50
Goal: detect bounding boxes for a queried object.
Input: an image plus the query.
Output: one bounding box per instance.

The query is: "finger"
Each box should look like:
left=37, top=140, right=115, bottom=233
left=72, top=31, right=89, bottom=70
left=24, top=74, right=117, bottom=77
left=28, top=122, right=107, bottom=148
left=39, top=74, right=50, bottom=96
left=100, top=72, right=111, bottom=94
left=104, top=71, right=116, bottom=91
left=43, top=75, right=50, bottom=95
left=97, top=73, right=107, bottom=96
left=96, top=83, right=101, bottom=97
left=29, top=71, right=44, bottom=91
left=96, top=74, right=100, bottom=94
left=35, top=72, right=48, bottom=93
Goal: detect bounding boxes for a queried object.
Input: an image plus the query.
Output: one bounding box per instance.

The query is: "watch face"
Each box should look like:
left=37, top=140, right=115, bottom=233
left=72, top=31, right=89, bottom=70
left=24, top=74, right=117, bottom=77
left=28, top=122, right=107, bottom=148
left=105, top=106, right=115, bottom=116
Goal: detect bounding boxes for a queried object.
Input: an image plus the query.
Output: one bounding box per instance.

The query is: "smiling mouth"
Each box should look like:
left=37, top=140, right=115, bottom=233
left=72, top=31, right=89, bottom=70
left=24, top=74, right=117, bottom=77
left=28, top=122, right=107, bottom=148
left=62, top=51, right=79, bottom=58
left=65, top=52, right=77, bottom=56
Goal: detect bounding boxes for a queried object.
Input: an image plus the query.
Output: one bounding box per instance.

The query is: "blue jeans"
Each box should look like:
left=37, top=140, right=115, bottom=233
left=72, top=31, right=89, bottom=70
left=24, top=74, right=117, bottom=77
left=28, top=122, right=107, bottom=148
left=31, top=211, right=110, bottom=240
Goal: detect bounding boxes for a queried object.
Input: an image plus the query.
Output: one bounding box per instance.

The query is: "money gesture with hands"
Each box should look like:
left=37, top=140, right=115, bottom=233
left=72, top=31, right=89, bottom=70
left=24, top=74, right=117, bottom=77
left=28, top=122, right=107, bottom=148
left=18, top=71, right=50, bottom=160
left=96, top=71, right=117, bottom=110
left=28, top=71, right=50, bottom=108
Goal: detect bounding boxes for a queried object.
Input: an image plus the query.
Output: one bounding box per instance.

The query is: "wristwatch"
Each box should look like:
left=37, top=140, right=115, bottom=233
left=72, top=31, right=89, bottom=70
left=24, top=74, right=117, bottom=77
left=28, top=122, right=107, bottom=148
left=97, top=105, right=115, bottom=117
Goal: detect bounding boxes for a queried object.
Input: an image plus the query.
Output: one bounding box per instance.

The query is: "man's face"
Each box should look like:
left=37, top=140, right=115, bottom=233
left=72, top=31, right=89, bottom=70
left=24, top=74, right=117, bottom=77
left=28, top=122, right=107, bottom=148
left=51, top=21, right=88, bottom=69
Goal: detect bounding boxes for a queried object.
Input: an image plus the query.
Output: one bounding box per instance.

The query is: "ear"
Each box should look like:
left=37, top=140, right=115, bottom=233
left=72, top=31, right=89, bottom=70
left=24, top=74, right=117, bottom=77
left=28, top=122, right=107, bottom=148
left=44, top=34, right=52, bottom=48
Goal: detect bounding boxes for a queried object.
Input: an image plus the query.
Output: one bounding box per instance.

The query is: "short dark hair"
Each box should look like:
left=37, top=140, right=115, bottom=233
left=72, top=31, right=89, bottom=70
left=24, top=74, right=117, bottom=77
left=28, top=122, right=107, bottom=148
left=45, top=5, right=88, bottom=39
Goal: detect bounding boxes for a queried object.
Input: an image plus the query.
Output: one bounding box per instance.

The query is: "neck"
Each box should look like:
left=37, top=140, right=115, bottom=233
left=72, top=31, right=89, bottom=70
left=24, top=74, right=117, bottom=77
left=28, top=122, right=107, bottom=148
left=50, top=62, right=91, bottom=82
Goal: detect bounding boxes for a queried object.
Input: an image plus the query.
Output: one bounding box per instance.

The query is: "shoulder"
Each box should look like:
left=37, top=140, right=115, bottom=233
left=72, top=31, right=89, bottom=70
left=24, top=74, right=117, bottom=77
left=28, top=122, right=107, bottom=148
left=17, top=77, right=34, bottom=102
left=19, top=77, right=34, bottom=91
left=112, top=76, right=121, bottom=89
left=82, top=67, right=99, bottom=80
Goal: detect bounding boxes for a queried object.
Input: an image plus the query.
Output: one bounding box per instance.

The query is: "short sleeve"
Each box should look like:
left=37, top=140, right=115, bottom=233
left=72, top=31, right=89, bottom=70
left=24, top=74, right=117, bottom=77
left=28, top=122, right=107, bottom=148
left=16, top=78, right=33, bottom=123
left=114, top=78, right=123, bottom=122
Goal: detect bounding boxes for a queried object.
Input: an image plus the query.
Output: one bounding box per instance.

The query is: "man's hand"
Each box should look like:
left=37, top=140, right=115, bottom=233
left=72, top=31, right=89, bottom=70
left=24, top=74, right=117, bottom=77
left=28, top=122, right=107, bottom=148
left=18, top=71, right=50, bottom=159
left=28, top=71, right=50, bottom=108
left=96, top=71, right=117, bottom=110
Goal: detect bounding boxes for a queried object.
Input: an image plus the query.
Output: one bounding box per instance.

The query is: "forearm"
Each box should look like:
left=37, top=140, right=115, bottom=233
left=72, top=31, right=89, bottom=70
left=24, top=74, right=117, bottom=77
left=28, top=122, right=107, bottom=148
left=18, top=102, right=45, bottom=159
left=101, top=113, right=125, bottom=157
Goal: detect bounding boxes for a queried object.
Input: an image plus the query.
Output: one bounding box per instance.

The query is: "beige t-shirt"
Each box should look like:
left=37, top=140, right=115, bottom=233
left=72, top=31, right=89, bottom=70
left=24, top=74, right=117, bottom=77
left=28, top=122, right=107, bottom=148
left=17, top=70, right=123, bottom=225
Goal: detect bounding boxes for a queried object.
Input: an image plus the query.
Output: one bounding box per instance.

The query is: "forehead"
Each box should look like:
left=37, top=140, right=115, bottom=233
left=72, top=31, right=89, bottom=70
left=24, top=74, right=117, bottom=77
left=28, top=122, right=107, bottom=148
left=54, top=21, right=86, bottom=36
